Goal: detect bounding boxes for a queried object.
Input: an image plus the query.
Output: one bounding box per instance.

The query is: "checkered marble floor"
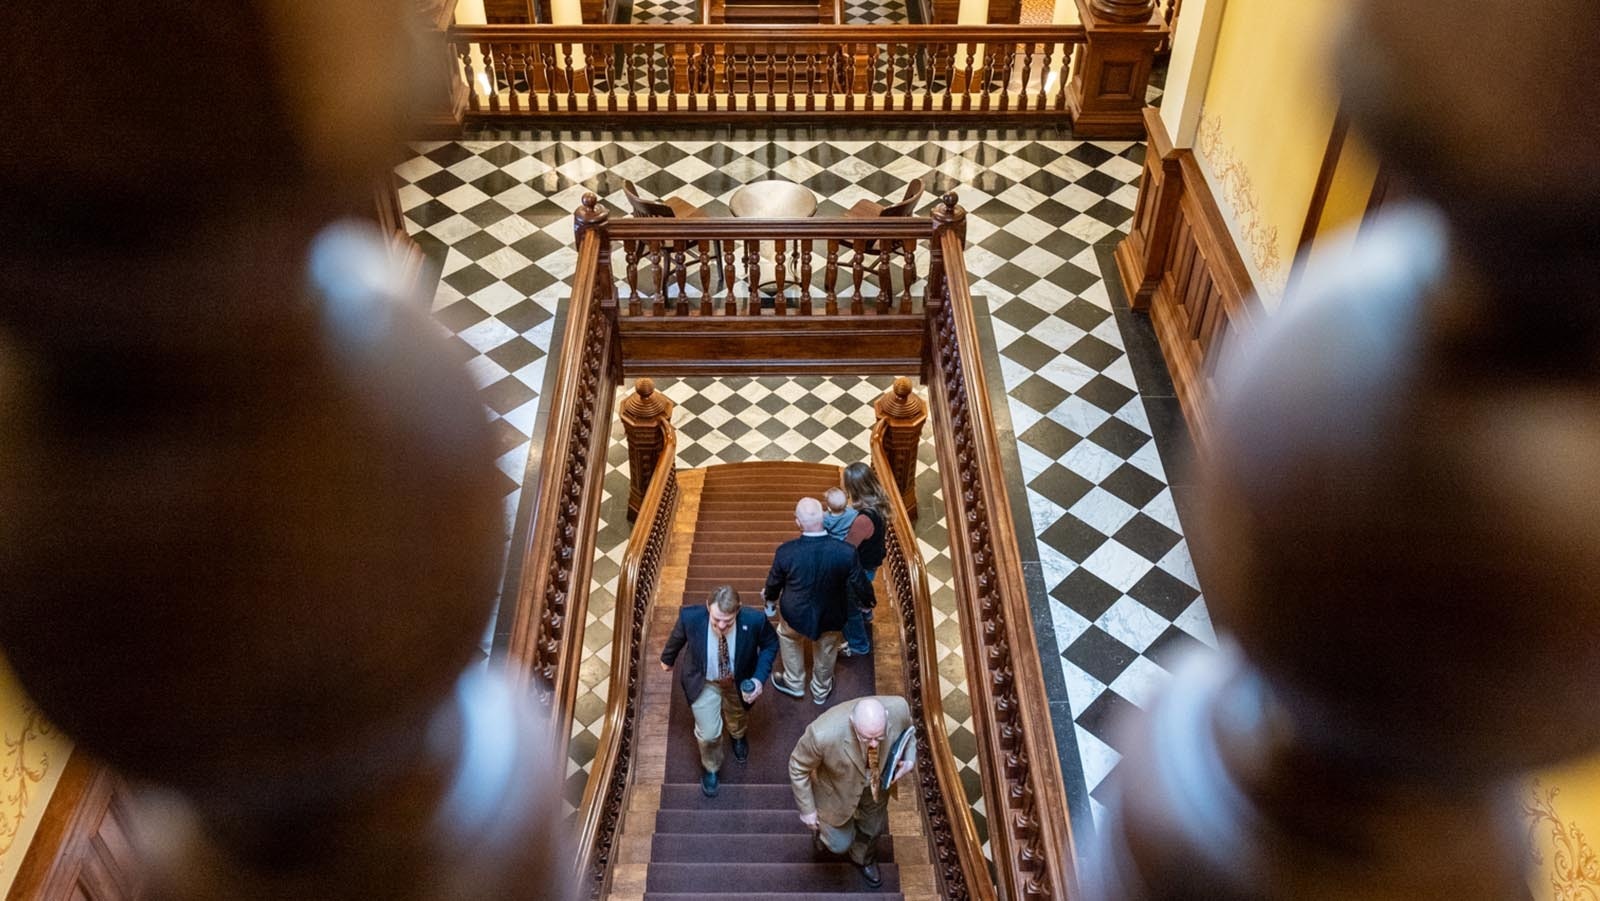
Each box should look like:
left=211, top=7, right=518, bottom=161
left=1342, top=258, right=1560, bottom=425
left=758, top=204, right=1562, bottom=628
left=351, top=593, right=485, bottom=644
left=398, top=127, right=1214, bottom=841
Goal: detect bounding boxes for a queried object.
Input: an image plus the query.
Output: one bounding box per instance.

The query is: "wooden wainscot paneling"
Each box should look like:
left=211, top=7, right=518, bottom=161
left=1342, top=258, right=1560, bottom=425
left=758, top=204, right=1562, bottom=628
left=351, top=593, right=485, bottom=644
left=1115, top=107, right=1258, bottom=453
left=8, top=755, right=143, bottom=901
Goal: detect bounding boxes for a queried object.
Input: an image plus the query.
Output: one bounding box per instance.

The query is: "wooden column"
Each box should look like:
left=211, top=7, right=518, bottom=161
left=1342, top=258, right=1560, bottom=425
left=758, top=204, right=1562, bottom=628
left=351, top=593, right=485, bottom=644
left=1069, top=0, right=1165, bottom=138
left=874, top=377, right=927, bottom=520
left=620, top=378, right=675, bottom=520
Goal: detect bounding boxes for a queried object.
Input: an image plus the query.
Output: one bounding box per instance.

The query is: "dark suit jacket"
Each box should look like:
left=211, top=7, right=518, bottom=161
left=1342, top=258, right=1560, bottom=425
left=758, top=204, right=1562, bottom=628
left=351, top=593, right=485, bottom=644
left=660, top=605, right=779, bottom=705
left=762, top=534, right=855, bottom=640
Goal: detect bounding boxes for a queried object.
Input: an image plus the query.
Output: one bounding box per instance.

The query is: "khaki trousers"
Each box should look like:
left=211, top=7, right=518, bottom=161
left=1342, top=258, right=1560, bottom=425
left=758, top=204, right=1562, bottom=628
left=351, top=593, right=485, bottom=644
left=817, top=786, right=889, bottom=865
left=776, top=616, right=842, bottom=702
left=691, top=681, right=747, bottom=773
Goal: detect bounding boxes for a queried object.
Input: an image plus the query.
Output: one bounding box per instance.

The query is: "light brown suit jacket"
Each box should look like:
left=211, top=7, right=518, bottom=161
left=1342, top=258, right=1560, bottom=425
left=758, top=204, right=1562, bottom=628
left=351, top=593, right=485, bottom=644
left=788, top=695, right=915, bottom=826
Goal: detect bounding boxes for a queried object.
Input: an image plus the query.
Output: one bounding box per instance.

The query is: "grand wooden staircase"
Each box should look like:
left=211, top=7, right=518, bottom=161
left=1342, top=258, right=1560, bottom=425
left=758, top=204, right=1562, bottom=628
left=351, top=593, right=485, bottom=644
left=609, top=462, right=934, bottom=901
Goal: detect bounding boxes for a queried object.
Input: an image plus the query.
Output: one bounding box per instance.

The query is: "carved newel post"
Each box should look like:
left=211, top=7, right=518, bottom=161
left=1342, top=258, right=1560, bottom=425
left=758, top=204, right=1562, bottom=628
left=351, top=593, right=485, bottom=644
left=1086, top=1, right=1600, bottom=898
left=874, top=377, right=927, bottom=519
left=620, top=378, right=675, bottom=520
left=1070, top=0, right=1165, bottom=139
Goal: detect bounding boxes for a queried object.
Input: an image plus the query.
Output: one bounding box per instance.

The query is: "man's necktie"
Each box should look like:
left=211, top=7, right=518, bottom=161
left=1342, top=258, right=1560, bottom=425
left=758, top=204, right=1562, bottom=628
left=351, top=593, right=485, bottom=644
left=866, top=742, right=880, bottom=801
left=717, top=630, right=731, bottom=683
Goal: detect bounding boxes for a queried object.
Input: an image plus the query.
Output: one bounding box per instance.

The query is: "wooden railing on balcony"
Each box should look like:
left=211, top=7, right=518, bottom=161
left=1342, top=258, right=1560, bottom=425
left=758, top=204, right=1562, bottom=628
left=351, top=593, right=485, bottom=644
left=595, top=215, right=939, bottom=375
left=923, top=195, right=1076, bottom=899
left=870, top=420, right=995, bottom=901
left=573, top=419, right=679, bottom=898
left=506, top=197, right=622, bottom=737
left=446, top=24, right=1086, bottom=123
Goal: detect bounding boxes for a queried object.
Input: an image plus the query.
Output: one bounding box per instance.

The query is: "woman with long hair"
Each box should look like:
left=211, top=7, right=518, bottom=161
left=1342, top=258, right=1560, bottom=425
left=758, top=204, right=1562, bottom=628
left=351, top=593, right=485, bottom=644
left=839, top=461, right=889, bottom=657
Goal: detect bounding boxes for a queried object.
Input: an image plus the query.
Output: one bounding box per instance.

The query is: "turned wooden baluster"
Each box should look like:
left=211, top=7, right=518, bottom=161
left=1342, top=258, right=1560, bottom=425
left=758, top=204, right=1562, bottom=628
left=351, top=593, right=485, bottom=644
left=458, top=44, right=482, bottom=111
left=672, top=244, right=688, bottom=315
left=723, top=240, right=737, bottom=315
left=799, top=240, right=813, bottom=315
left=774, top=239, right=788, bottom=314
left=649, top=241, right=666, bottom=315
left=625, top=240, right=642, bottom=315
left=825, top=241, right=840, bottom=315
left=899, top=239, right=916, bottom=314
left=874, top=377, right=927, bottom=519
left=541, top=44, right=558, bottom=108
left=875, top=244, right=893, bottom=314
left=960, top=44, right=977, bottom=111
left=851, top=246, right=866, bottom=315
left=744, top=239, right=760, bottom=314
left=1054, top=43, right=1074, bottom=111
left=1014, top=42, right=1034, bottom=111
left=625, top=43, right=640, bottom=112
left=786, top=54, right=798, bottom=112
left=665, top=45, right=678, bottom=112
left=619, top=378, right=675, bottom=520
left=698, top=242, right=713, bottom=315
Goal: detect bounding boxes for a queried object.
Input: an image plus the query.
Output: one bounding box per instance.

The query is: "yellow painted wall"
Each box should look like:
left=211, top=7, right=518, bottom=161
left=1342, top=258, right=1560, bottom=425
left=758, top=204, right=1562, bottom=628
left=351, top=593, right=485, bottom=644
left=0, top=658, right=71, bottom=896
left=1526, top=757, right=1600, bottom=899
left=1190, top=0, right=1347, bottom=308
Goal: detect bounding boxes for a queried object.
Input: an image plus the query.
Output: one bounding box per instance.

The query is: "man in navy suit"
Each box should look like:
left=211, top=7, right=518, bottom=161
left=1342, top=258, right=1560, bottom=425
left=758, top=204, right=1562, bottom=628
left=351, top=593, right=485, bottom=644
left=762, top=497, right=856, bottom=706
left=661, top=585, right=779, bottom=797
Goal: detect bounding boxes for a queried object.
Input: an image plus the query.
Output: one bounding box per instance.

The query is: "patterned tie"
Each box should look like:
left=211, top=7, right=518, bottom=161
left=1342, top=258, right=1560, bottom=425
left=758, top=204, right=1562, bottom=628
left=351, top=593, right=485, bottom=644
left=717, top=630, right=732, bottom=683
left=866, top=741, right=880, bottom=801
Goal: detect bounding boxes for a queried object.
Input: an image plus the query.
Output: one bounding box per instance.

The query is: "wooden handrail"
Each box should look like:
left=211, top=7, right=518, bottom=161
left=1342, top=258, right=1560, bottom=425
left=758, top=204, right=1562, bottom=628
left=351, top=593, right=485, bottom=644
left=925, top=197, right=1076, bottom=899
left=506, top=198, right=622, bottom=743
left=573, top=421, right=679, bottom=898
left=449, top=23, right=1087, bottom=40
left=870, top=420, right=995, bottom=901
left=607, top=217, right=935, bottom=242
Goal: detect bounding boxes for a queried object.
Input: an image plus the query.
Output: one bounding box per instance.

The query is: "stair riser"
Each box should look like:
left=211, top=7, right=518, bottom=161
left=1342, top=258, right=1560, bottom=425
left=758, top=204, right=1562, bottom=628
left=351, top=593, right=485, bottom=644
left=646, top=863, right=901, bottom=893
left=651, top=833, right=897, bottom=863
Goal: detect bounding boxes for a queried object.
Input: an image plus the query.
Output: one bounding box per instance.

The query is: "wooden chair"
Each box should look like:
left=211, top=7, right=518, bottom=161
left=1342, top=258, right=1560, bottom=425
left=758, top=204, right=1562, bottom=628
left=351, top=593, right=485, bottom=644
left=833, top=178, right=924, bottom=311
left=621, top=179, right=714, bottom=309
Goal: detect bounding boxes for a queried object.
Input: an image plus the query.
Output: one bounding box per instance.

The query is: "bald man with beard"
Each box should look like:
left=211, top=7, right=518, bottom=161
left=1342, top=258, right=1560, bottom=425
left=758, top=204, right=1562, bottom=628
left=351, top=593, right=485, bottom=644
left=789, top=696, right=916, bottom=888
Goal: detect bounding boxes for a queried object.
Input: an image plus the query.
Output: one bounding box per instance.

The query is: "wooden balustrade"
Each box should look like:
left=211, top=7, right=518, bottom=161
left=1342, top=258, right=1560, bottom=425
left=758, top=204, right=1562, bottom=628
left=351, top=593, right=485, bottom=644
left=593, top=215, right=943, bottom=375
left=573, top=419, right=679, bottom=898
left=446, top=24, right=1086, bottom=123
left=923, top=195, right=1076, bottom=900
left=507, top=196, right=623, bottom=738
left=870, top=420, right=995, bottom=901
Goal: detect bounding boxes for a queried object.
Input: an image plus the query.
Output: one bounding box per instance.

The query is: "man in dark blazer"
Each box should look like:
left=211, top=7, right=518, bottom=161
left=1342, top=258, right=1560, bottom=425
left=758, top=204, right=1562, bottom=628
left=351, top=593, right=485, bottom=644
left=660, top=585, right=779, bottom=797
left=762, top=497, right=856, bottom=706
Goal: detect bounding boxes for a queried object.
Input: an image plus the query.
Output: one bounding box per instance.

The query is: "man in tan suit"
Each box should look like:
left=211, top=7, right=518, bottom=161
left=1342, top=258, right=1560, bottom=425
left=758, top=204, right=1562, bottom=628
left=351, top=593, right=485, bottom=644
left=788, top=696, right=916, bottom=888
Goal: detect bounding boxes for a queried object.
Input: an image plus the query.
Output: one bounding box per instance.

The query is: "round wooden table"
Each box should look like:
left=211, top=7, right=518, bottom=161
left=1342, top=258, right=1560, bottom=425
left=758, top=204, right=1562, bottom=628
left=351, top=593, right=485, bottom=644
left=728, top=180, right=818, bottom=219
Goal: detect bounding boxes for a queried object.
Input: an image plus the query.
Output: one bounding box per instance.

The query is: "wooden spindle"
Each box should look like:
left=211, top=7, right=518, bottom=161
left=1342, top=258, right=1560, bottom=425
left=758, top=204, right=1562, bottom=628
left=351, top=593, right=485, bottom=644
left=800, top=240, right=814, bottom=315
left=723, top=240, right=738, bottom=315
left=786, top=54, right=798, bottom=112
left=1016, top=42, right=1035, bottom=111
left=899, top=239, right=916, bottom=314
left=765, top=53, right=775, bottom=111
left=626, top=43, right=640, bottom=112
left=666, top=45, right=679, bottom=112
left=825, top=240, right=840, bottom=315
left=876, top=249, right=891, bottom=314
left=542, top=44, right=558, bottom=108
left=775, top=239, right=788, bottom=313
left=625, top=241, right=641, bottom=316
left=961, top=45, right=976, bottom=111
left=649, top=241, right=665, bottom=315
left=459, top=45, right=482, bottom=111
left=698, top=242, right=713, bottom=315
left=673, top=244, right=688, bottom=314
left=1055, top=43, right=1074, bottom=111
left=851, top=245, right=865, bottom=314
left=744, top=239, right=760, bottom=314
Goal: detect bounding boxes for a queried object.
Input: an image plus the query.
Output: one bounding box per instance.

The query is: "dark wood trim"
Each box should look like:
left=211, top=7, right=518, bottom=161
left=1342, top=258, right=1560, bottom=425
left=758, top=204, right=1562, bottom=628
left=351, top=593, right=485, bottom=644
left=927, top=212, right=1077, bottom=899
left=1286, top=106, right=1349, bottom=290
left=573, top=422, right=678, bottom=898
left=1295, top=107, right=1350, bottom=254
left=1360, top=162, right=1392, bottom=236
left=1114, top=106, right=1181, bottom=310
left=8, top=754, right=141, bottom=901
left=618, top=316, right=925, bottom=376
left=871, top=421, right=994, bottom=901
left=1114, top=110, right=1257, bottom=454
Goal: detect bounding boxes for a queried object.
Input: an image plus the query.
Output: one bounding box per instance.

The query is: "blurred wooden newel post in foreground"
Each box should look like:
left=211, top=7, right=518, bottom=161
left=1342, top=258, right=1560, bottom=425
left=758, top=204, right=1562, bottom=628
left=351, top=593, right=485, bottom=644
left=874, top=376, right=927, bottom=520
left=621, top=378, right=676, bottom=520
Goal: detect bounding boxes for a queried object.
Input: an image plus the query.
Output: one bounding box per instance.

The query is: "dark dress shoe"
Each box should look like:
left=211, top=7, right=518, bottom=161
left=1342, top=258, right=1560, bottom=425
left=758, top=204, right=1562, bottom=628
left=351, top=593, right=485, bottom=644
left=858, top=860, right=883, bottom=888
left=732, top=736, right=749, bottom=763
left=701, top=770, right=718, bottom=797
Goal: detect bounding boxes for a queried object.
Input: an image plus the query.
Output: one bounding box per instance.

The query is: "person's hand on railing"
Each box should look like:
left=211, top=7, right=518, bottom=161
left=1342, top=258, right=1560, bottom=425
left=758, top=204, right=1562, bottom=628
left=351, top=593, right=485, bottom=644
left=799, top=810, right=819, bottom=829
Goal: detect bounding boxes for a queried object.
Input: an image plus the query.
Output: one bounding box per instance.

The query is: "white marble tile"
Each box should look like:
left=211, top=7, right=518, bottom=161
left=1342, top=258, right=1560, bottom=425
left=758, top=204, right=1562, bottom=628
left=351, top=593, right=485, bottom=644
left=1096, top=597, right=1171, bottom=655
left=1081, top=539, right=1153, bottom=593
